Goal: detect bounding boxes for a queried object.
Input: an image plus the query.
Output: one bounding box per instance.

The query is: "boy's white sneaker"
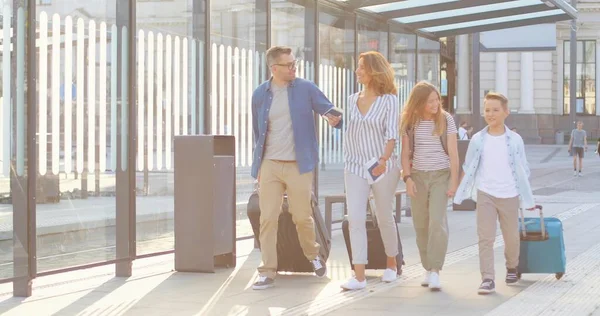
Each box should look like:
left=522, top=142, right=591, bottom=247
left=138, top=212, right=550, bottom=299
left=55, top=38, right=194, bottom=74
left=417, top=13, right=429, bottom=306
left=381, top=268, right=398, bottom=283
left=340, top=277, right=367, bottom=291
left=428, top=272, right=442, bottom=291
left=420, top=271, right=431, bottom=287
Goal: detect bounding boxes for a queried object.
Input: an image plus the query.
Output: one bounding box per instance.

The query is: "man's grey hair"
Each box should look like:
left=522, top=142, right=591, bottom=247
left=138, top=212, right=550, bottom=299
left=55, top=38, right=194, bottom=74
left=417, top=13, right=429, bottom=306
left=266, top=46, right=292, bottom=66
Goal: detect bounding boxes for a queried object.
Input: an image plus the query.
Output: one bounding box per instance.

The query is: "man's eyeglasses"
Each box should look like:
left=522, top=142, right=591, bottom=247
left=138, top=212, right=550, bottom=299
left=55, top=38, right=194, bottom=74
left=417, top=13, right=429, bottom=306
left=271, top=60, right=298, bottom=70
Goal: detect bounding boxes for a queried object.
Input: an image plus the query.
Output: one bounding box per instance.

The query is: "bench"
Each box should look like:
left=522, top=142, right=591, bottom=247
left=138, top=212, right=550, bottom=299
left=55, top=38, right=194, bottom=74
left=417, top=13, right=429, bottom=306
left=324, top=190, right=410, bottom=238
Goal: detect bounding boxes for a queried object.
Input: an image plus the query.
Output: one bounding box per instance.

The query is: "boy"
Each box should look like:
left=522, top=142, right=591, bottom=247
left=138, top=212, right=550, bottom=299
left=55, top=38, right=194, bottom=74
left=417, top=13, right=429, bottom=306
left=568, top=121, right=588, bottom=176
left=454, top=92, right=535, bottom=295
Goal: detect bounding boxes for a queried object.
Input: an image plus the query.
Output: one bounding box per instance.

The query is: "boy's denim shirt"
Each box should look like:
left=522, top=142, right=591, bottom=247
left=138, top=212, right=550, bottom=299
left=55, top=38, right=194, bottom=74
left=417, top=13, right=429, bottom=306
left=251, top=78, right=343, bottom=179
left=453, top=125, right=535, bottom=209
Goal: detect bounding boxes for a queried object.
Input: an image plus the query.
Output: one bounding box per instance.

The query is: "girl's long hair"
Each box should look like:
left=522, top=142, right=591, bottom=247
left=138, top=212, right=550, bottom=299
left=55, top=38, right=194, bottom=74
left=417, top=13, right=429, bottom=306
left=359, top=51, right=397, bottom=95
left=400, top=81, right=446, bottom=136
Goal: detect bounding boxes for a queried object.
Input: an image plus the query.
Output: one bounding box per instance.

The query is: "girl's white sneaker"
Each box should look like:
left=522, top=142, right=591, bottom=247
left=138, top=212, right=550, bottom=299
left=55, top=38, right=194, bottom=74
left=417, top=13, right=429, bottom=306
left=381, top=268, right=398, bottom=283
left=340, top=277, right=367, bottom=291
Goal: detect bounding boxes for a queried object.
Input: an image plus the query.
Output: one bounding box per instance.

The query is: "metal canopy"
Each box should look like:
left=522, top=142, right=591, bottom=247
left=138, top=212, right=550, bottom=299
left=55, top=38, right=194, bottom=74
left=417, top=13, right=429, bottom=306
left=354, top=0, right=577, bottom=38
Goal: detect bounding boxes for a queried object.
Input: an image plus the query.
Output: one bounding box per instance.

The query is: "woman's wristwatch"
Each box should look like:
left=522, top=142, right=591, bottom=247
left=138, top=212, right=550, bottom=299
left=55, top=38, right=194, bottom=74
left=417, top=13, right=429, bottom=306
left=403, top=175, right=411, bottom=183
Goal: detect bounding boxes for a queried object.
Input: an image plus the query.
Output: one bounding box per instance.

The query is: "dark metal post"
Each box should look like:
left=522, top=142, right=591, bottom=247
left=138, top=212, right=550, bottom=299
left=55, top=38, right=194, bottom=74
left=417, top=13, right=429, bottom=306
left=311, top=0, right=319, bottom=197
left=13, top=0, right=37, bottom=297
left=115, top=0, right=136, bottom=277
left=569, top=0, right=577, bottom=126
left=471, top=33, right=481, bottom=132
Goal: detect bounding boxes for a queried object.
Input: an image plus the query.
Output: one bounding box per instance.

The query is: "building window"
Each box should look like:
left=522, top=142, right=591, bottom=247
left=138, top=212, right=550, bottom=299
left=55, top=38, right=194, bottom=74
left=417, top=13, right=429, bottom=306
left=564, top=40, right=596, bottom=115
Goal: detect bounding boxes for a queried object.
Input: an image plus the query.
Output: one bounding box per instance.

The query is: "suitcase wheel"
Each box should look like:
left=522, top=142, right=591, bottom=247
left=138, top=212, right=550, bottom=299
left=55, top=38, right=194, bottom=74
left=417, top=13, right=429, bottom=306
left=556, top=272, right=564, bottom=280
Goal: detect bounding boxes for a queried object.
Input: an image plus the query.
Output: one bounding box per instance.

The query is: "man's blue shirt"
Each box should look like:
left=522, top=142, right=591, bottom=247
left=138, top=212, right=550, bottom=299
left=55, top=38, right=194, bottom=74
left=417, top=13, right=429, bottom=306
left=251, top=78, right=342, bottom=179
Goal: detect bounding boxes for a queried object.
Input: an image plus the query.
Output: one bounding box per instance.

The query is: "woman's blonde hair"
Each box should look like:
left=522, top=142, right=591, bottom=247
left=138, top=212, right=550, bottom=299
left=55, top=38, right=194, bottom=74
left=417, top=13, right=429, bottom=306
left=400, top=81, right=446, bottom=136
left=358, top=51, right=397, bottom=95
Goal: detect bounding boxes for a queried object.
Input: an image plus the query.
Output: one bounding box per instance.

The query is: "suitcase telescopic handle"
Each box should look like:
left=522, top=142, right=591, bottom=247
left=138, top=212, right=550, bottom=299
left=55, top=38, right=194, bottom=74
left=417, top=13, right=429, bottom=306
left=519, top=205, right=544, bottom=238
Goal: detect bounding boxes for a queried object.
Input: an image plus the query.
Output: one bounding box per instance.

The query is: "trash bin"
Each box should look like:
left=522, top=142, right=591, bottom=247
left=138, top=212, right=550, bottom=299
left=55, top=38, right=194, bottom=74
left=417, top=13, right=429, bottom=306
left=174, top=135, right=236, bottom=272
left=555, top=131, right=564, bottom=145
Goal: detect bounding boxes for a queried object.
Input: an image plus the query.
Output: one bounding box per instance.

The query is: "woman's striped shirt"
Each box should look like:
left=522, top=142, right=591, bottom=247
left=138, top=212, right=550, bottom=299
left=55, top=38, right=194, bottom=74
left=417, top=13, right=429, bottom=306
left=405, top=112, right=457, bottom=171
left=344, top=93, right=399, bottom=179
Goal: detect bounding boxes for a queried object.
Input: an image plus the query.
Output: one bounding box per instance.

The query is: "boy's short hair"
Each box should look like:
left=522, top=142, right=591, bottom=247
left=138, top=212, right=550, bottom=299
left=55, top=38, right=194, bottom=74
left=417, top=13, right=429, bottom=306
left=484, top=92, right=509, bottom=111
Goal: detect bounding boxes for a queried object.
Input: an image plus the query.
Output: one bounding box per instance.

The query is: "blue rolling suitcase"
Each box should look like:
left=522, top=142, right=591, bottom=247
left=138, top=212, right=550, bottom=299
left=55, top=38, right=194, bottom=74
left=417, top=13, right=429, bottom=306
left=517, top=205, right=566, bottom=280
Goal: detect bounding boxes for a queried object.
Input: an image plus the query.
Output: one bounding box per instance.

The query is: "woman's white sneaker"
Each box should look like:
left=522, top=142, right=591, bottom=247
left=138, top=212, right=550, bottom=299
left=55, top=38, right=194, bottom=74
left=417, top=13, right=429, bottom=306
left=428, top=272, right=441, bottom=291
left=381, top=269, right=398, bottom=283
left=340, top=277, right=367, bottom=291
left=421, top=271, right=431, bottom=287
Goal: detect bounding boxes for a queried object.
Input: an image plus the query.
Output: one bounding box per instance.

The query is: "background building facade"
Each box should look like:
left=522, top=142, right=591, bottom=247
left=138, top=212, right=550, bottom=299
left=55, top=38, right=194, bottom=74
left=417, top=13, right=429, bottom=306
left=455, top=0, right=600, bottom=143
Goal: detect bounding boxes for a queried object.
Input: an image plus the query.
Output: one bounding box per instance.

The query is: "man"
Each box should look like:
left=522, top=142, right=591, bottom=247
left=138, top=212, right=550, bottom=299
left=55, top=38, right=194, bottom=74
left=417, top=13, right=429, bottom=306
left=251, top=46, right=342, bottom=290
left=568, top=121, right=588, bottom=177
left=458, top=121, right=469, bottom=140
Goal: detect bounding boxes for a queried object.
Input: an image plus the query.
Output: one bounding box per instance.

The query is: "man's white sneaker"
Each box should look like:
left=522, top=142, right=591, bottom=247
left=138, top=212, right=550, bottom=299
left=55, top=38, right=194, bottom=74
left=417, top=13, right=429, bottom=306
left=428, top=272, right=441, bottom=291
left=381, top=268, right=398, bottom=283
left=420, top=271, right=431, bottom=287
left=340, top=277, right=367, bottom=291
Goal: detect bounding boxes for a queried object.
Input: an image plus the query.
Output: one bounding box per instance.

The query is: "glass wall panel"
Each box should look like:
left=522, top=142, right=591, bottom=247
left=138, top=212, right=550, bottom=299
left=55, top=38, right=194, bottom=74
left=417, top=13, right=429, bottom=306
left=271, top=0, right=316, bottom=81
left=0, top=0, right=29, bottom=280
left=417, top=36, right=440, bottom=87
left=564, top=40, right=596, bottom=115
left=34, top=0, right=127, bottom=271
left=357, top=17, right=388, bottom=58
left=317, top=4, right=354, bottom=223
left=390, top=30, right=417, bottom=111
left=212, top=0, right=268, bottom=239
left=135, top=0, right=205, bottom=255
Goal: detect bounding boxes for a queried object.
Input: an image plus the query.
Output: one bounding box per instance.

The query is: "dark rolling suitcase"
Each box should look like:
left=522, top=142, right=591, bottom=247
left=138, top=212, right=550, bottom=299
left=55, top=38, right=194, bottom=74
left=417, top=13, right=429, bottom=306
left=247, top=190, right=331, bottom=273
left=517, top=205, right=566, bottom=280
left=341, top=203, right=404, bottom=274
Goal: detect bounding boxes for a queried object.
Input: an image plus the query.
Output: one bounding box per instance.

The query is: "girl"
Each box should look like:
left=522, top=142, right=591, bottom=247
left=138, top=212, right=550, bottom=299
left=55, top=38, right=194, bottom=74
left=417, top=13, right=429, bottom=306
left=341, top=51, right=400, bottom=291
left=400, top=81, right=459, bottom=291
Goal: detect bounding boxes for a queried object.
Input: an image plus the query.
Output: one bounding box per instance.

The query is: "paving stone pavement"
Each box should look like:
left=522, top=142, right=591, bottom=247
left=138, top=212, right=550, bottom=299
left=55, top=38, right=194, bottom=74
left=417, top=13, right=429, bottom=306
left=0, top=146, right=597, bottom=315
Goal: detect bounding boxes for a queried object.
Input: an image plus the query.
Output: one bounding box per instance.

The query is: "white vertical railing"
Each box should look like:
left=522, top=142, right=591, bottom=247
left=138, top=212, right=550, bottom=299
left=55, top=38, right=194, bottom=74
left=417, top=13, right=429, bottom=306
left=51, top=14, right=60, bottom=175
left=1, top=5, right=11, bottom=177
left=165, top=35, right=172, bottom=170
left=76, top=18, right=84, bottom=174
left=147, top=31, right=155, bottom=171
left=182, top=38, right=188, bottom=136
left=137, top=30, right=145, bottom=171
left=174, top=37, right=181, bottom=138
left=99, top=22, right=107, bottom=173
left=191, top=40, right=197, bottom=135
left=25, top=12, right=419, bottom=178
left=39, top=12, right=48, bottom=175
left=110, top=24, right=118, bottom=172
left=87, top=20, right=96, bottom=173
left=156, top=34, right=163, bottom=170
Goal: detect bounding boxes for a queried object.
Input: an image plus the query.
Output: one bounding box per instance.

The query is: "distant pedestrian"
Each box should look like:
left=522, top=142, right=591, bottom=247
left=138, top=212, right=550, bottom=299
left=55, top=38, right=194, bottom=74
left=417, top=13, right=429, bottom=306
left=568, top=121, right=588, bottom=177
left=458, top=121, right=469, bottom=140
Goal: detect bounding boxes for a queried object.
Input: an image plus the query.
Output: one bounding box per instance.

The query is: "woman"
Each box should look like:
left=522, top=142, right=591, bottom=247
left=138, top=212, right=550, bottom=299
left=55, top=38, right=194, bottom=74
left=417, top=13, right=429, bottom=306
left=341, top=51, right=400, bottom=291
left=400, top=81, right=459, bottom=291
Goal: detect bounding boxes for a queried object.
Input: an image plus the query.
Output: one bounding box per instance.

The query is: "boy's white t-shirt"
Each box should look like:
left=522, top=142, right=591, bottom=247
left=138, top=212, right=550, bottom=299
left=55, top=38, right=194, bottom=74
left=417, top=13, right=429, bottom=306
left=477, top=133, right=518, bottom=198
